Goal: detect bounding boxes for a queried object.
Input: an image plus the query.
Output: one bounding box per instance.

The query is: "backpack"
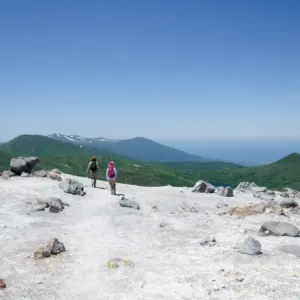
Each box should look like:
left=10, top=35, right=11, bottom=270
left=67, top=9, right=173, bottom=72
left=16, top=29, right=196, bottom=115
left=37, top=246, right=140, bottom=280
left=108, top=165, right=115, bottom=178
left=89, top=161, right=98, bottom=171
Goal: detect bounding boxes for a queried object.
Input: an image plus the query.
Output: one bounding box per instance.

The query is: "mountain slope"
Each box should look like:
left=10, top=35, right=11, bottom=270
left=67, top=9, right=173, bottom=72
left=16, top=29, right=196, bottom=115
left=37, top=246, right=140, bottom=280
left=0, top=135, right=112, bottom=157
left=194, top=153, right=300, bottom=190
left=49, top=133, right=208, bottom=162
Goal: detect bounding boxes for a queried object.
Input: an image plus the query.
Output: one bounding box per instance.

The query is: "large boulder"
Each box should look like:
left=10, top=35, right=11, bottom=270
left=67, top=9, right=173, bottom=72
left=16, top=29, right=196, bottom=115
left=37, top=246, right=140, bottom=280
left=259, top=221, right=300, bottom=237
left=59, top=178, right=86, bottom=196
left=47, top=172, right=62, bottom=181
left=192, top=180, right=215, bottom=193
left=280, top=245, right=300, bottom=258
left=9, top=157, right=40, bottom=175
left=215, top=186, right=234, bottom=197
left=33, top=197, right=68, bottom=213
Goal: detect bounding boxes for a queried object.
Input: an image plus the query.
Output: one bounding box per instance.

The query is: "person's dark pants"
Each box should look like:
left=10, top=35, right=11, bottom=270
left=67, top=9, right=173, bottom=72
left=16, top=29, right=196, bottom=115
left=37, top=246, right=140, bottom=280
left=91, top=171, right=97, bottom=187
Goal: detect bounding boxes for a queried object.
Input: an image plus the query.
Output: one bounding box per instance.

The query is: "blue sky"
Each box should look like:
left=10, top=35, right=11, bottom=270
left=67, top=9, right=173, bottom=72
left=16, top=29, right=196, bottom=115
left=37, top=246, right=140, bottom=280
left=1, top=0, right=300, bottom=141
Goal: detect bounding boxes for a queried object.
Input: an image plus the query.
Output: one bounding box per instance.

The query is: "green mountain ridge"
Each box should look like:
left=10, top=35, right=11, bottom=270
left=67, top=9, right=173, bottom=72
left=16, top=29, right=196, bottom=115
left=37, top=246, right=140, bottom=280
left=0, top=135, right=300, bottom=191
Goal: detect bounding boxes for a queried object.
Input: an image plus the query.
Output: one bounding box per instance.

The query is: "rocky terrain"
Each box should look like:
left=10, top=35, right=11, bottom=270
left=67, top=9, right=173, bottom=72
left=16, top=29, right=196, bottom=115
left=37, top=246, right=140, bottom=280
left=1, top=161, right=300, bottom=299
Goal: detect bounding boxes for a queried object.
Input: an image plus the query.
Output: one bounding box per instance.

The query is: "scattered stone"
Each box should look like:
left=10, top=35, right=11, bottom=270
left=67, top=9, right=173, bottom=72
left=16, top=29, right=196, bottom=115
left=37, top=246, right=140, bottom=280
left=238, top=236, right=262, bottom=255
left=0, top=279, right=6, bottom=289
left=59, top=178, right=86, bottom=196
left=119, top=195, right=140, bottom=210
left=259, top=221, right=300, bottom=237
left=217, top=210, right=227, bottom=216
left=229, top=203, right=267, bottom=217
left=215, top=186, right=234, bottom=197
left=33, top=203, right=48, bottom=211
left=216, top=201, right=228, bottom=208
left=200, top=236, right=216, bottom=247
left=10, top=157, right=40, bottom=175
left=107, top=258, right=134, bottom=269
left=280, top=245, right=300, bottom=258
left=34, top=197, right=67, bottom=213
left=1, top=170, right=15, bottom=178
left=253, top=192, right=275, bottom=201
left=34, top=245, right=51, bottom=259
left=34, top=170, right=47, bottom=177
left=192, top=180, right=215, bottom=193
left=34, top=238, right=65, bottom=259
left=251, top=186, right=267, bottom=193
left=280, top=188, right=300, bottom=198
left=152, top=205, right=158, bottom=212
left=47, top=238, right=66, bottom=255
left=236, top=276, right=244, bottom=282
left=159, top=221, right=169, bottom=228
left=47, top=172, right=62, bottom=181
left=51, top=168, right=62, bottom=174
left=234, top=182, right=257, bottom=193
left=280, top=199, right=298, bottom=209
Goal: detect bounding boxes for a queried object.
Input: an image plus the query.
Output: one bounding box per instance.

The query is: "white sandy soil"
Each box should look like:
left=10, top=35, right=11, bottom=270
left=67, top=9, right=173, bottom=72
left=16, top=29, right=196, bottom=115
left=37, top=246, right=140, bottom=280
left=0, top=174, right=300, bottom=300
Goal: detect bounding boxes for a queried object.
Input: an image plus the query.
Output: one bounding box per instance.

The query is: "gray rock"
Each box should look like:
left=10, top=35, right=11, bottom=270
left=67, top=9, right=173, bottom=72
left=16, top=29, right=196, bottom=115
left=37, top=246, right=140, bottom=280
left=36, top=197, right=67, bottom=213
left=51, top=168, right=62, bottom=174
left=47, top=237, right=66, bottom=255
left=59, top=178, right=86, bottom=196
left=238, top=236, right=262, bottom=255
left=159, top=221, right=169, bottom=228
left=192, top=180, right=215, bottom=193
left=216, top=201, right=228, bottom=208
left=253, top=192, right=275, bottom=201
left=280, top=245, right=300, bottom=258
left=280, top=199, right=298, bottom=208
left=215, top=186, right=234, bottom=197
left=119, top=195, right=140, bottom=210
left=47, top=172, right=62, bottom=181
left=1, top=170, right=15, bottom=178
left=34, top=170, right=47, bottom=177
left=251, top=186, right=267, bottom=193
left=200, top=236, right=216, bottom=246
left=9, top=157, right=40, bottom=175
left=259, top=221, right=300, bottom=237
left=235, top=181, right=257, bottom=193
left=49, top=206, right=60, bottom=213
left=33, top=203, right=48, bottom=211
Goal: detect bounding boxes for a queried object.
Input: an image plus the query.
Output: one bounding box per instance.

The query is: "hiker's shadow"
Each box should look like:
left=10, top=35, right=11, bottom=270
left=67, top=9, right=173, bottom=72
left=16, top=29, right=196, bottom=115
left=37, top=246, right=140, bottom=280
left=115, top=193, right=124, bottom=196
left=95, top=187, right=107, bottom=190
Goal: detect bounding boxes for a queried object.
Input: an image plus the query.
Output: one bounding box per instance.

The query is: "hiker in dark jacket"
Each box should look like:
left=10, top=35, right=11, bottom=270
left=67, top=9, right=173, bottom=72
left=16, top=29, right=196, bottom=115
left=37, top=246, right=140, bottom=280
left=86, top=156, right=99, bottom=188
left=106, top=161, right=118, bottom=195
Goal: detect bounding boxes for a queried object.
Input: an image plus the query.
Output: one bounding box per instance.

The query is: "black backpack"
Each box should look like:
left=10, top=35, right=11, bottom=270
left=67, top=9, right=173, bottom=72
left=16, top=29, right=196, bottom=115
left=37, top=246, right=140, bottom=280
left=89, top=161, right=98, bottom=171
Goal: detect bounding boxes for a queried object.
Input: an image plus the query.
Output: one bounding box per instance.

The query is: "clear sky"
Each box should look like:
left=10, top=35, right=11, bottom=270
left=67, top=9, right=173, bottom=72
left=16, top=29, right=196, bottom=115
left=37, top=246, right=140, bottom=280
left=1, top=0, right=299, bottom=141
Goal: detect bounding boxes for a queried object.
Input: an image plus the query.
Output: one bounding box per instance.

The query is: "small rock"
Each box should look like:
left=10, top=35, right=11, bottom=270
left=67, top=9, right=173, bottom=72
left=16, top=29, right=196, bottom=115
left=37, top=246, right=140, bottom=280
left=217, top=210, right=227, bottom=216
left=215, top=186, right=234, bottom=197
left=48, top=237, right=66, bottom=255
left=34, top=245, right=51, bottom=259
left=107, top=258, right=134, bottom=269
left=49, top=206, right=60, bottom=213
left=47, top=172, right=62, bottom=181
left=236, top=276, right=244, bottom=282
left=33, top=204, right=48, bottom=211
left=51, top=168, right=62, bottom=174
left=159, top=221, right=169, bottom=228
left=280, top=199, right=298, bottom=209
left=0, top=279, right=6, bottom=289
left=119, top=196, right=140, bottom=210
left=34, top=170, right=48, bottom=177
left=200, top=236, right=216, bottom=246
left=60, top=178, right=86, bottom=196
left=238, top=236, right=262, bottom=255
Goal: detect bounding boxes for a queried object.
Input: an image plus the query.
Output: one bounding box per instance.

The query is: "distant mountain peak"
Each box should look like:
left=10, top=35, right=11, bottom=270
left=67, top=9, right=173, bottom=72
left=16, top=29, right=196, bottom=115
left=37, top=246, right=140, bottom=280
left=48, top=133, right=208, bottom=163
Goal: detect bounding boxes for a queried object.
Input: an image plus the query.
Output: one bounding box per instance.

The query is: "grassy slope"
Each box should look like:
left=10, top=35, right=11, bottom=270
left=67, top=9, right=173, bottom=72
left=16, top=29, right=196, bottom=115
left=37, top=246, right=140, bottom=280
left=1, top=135, right=300, bottom=190
left=163, top=161, right=243, bottom=172
left=193, top=153, right=300, bottom=190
